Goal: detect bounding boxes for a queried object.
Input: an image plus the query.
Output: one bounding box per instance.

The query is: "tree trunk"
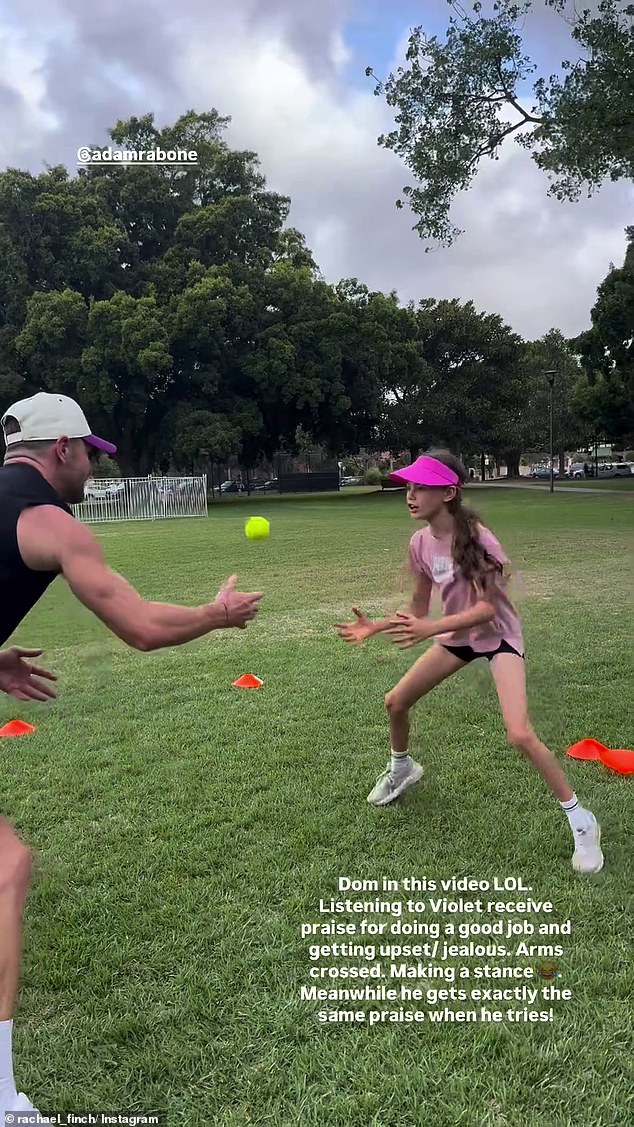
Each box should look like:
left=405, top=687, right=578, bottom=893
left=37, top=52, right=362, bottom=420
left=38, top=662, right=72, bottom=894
left=138, top=447, right=152, bottom=476
left=115, top=452, right=138, bottom=477
left=480, top=452, right=486, bottom=481
left=112, top=418, right=142, bottom=477
left=501, top=450, right=521, bottom=477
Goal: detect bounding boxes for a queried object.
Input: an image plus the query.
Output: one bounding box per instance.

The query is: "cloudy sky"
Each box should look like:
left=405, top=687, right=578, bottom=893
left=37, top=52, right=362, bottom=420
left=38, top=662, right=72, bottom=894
left=0, top=0, right=631, bottom=339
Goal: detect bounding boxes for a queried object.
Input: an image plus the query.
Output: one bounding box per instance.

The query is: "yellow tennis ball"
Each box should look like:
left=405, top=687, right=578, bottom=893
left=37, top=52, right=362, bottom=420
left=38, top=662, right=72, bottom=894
left=245, top=516, right=270, bottom=540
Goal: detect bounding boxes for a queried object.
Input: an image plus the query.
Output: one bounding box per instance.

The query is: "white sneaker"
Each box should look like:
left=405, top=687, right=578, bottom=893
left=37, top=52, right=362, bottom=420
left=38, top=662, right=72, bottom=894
left=367, top=760, right=424, bottom=806
left=1, top=1091, right=50, bottom=1124
left=572, top=813, right=603, bottom=874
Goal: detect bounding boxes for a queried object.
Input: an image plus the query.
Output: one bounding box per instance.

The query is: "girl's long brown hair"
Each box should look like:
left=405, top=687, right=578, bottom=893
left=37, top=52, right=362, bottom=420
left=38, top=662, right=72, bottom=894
left=423, top=449, right=502, bottom=595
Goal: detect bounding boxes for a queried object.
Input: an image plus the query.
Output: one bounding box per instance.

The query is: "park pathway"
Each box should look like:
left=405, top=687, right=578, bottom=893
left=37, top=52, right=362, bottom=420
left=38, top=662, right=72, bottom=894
left=468, top=481, right=632, bottom=496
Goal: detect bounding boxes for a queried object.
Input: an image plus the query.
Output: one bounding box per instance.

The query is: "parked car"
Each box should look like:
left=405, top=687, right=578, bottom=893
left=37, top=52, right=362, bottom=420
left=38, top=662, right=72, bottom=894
left=152, top=479, right=193, bottom=496
left=84, top=479, right=125, bottom=500
left=565, top=460, right=633, bottom=479
left=594, top=459, right=630, bottom=477
left=567, top=463, right=589, bottom=478
left=153, top=480, right=177, bottom=495
left=340, top=475, right=363, bottom=486
left=219, top=480, right=246, bottom=493
left=530, top=467, right=560, bottom=480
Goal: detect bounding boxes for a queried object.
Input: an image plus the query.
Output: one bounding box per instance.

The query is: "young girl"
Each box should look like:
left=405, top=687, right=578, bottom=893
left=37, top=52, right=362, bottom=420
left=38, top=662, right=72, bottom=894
left=335, top=450, right=603, bottom=875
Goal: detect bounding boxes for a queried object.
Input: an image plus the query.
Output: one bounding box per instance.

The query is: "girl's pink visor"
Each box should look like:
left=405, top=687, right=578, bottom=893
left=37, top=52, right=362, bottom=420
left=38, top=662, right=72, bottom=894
left=389, top=455, right=462, bottom=488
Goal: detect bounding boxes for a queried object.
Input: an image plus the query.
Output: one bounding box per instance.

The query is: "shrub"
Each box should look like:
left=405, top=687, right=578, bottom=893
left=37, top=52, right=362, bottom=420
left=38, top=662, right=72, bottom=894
left=92, top=453, right=121, bottom=478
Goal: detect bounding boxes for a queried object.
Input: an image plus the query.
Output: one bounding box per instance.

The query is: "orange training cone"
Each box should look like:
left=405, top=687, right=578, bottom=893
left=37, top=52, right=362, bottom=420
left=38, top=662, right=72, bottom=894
left=566, top=738, right=607, bottom=761
left=0, top=719, right=37, bottom=737
left=597, top=747, right=634, bottom=776
left=232, top=673, right=264, bottom=689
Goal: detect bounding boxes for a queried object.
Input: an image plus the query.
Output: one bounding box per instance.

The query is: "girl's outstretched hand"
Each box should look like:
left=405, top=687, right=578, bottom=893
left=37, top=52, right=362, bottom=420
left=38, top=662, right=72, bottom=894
left=386, top=612, right=433, bottom=649
left=335, top=607, right=376, bottom=644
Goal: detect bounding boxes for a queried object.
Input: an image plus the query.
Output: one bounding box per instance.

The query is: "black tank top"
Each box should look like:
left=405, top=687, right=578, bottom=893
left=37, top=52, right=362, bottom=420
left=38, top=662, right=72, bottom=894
left=0, top=462, right=73, bottom=645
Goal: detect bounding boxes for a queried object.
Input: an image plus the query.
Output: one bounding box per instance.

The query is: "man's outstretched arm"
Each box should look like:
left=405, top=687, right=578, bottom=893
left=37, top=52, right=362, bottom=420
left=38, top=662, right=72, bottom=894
left=17, top=506, right=263, bottom=651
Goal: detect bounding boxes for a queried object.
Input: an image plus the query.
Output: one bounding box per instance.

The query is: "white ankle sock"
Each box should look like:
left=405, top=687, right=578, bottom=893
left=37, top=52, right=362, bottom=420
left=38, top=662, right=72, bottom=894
left=0, top=1018, right=16, bottom=1094
left=391, top=750, right=410, bottom=778
left=560, top=794, right=592, bottom=833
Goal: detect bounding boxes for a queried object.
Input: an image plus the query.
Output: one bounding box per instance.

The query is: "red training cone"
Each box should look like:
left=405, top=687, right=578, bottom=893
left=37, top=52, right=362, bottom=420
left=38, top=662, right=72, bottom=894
left=566, top=738, right=607, bottom=761
left=232, top=673, right=264, bottom=689
left=0, top=719, right=37, bottom=737
left=597, top=747, right=634, bottom=776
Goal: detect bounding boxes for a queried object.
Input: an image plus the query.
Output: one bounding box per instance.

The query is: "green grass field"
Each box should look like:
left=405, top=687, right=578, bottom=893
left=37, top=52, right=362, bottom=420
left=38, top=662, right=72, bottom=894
left=2, top=489, right=634, bottom=1126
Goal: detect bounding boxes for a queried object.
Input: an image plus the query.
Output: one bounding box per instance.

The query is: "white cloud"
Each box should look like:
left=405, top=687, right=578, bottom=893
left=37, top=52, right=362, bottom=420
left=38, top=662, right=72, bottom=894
left=0, top=25, right=60, bottom=145
left=330, top=30, right=353, bottom=72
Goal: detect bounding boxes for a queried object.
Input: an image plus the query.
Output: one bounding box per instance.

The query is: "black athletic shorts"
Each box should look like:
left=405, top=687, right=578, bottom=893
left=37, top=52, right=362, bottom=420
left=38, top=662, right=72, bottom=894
left=440, top=639, right=524, bottom=663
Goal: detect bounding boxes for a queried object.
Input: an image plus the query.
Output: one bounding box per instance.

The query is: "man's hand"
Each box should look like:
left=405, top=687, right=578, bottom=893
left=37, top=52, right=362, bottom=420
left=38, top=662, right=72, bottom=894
left=213, top=575, right=263, bottom=629
left=386, top=612, right=434, bottom=649
left=335, top=608, right=377, bottom=644
left=0, top=647, right=58, bottom=701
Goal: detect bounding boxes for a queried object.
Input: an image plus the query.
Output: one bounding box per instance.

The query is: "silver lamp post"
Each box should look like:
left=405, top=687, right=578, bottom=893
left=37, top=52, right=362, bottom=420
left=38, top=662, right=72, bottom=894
left=544, top=370, right=556, bottom=494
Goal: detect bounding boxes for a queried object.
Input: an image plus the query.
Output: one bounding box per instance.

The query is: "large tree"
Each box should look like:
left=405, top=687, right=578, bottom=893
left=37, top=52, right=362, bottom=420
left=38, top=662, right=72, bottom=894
left=368, top=1, right=634, bottom=244
left=364, top=293, right=434, bottom=459
left=241, top=265, right=382, bottom=461
left=377, top=296, right=526, bottom=460
left=571, top=226, right=634, bottom=445
left=0, top=111, right=343, bottom=472
left=500, top=329, right=592, bottom=474
left=415, top=297, right=525, bottom=454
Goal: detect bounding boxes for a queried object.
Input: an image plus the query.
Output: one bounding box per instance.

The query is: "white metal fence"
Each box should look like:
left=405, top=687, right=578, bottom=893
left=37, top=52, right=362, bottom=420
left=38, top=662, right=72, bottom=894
left=72, top=476, right=208, bottom=524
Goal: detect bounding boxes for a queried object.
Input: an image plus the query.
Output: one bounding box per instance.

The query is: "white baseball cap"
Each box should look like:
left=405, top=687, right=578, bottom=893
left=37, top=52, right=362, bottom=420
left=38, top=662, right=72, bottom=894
left=2, top=392, right=117, bottom=455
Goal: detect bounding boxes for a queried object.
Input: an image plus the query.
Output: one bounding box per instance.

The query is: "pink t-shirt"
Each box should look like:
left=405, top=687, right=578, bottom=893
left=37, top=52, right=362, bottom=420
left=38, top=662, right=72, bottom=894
left=408, top=523, right=524, bottom=653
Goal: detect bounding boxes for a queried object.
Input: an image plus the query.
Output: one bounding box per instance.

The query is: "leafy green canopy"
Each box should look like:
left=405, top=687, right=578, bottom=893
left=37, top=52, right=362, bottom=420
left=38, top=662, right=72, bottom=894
left=369, top=1, right=634, bottom=245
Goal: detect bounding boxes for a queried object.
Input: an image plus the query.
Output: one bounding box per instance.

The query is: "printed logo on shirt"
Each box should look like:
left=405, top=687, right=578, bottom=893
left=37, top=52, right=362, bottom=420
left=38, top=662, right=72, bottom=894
left=431, top=556, right=454, bottom=584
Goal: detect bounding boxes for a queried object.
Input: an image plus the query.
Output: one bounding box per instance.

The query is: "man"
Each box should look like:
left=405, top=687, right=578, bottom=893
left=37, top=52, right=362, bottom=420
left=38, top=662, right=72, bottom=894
left=0, top=392, right=263, bottom=1121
